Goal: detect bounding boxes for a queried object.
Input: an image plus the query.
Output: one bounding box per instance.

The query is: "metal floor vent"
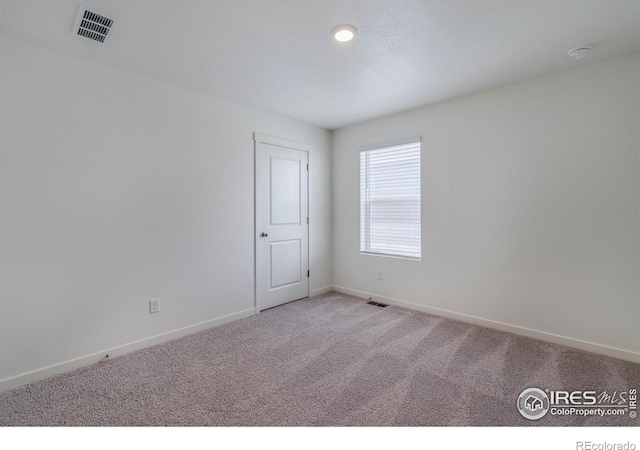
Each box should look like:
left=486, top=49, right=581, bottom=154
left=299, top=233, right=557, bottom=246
left=72, top=6, right=117, bottom=43
left=366, top=300, right=390, bottom=308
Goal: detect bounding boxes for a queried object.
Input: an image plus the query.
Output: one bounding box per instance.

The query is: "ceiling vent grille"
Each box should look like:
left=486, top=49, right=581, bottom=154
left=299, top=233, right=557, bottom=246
left=72, top=6, right=117, bottom=43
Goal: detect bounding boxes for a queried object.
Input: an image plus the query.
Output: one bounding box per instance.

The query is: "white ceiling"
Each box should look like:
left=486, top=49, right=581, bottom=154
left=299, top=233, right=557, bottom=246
left=2, top=0, right=640, bottom=129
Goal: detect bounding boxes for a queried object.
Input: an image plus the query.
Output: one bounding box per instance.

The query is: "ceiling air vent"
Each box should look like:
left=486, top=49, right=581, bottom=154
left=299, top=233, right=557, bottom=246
left=72, top=6, right=117, bottom=44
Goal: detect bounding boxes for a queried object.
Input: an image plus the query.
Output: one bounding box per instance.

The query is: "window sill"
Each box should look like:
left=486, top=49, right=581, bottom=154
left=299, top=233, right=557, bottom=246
left=360, top=251, right=421, bottom=262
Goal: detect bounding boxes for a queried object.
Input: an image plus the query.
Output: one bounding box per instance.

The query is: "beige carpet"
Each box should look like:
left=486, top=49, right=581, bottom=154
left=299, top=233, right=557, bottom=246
left=0, top=292, right=637, bottom=426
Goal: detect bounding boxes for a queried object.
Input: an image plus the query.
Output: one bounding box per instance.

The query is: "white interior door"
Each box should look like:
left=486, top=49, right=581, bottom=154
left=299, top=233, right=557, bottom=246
left=255, top=133, right=309, bottom=311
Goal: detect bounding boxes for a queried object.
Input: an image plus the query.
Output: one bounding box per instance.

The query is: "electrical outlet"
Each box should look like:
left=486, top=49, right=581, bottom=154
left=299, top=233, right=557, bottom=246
left=149, top=298, right=160, bottom=314
left=377, top=271, right=383, bottom=281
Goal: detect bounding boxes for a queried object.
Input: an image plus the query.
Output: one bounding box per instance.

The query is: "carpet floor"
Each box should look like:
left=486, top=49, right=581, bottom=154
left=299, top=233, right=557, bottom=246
left=0, top=292, right=638, bottom=426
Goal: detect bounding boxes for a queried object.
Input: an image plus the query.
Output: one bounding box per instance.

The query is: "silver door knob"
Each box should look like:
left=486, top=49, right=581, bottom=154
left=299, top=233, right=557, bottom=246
left=261, top=232, right=268, bottom=237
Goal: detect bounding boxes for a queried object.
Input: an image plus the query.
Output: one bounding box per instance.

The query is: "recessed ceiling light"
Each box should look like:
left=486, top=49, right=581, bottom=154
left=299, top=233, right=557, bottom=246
left=331, top=24, right=357, bottom=42
left=568, top=46, right=591, bottom=59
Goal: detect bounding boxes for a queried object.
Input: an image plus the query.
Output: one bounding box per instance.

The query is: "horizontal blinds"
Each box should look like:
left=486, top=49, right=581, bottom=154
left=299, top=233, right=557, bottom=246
left=360, top=141, right=421, bottom=259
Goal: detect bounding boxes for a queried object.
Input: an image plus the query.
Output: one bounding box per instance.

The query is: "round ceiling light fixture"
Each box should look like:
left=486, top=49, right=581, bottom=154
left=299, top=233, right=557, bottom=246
left=331, top=24, right=357, bottom=42
left=568, top=46, right=591, bottom=59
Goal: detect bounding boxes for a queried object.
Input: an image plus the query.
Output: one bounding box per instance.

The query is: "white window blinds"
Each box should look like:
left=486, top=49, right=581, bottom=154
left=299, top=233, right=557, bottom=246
left=360, top=140, right=421, bottom=260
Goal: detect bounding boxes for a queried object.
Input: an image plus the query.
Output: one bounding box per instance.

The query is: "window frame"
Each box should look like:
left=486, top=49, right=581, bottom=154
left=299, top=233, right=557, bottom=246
left=359, top=137, right=422, bottom=261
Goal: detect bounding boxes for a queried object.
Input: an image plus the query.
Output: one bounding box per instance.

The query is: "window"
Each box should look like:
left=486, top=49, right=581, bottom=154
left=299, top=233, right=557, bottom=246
left=360, top=139, right=421, bottom=260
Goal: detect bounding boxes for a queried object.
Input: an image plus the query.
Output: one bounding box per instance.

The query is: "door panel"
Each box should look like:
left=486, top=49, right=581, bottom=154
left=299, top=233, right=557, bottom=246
left=270, top=239, right=301, bottom=288
left=255, top=133, right=309, bottom=311
left=270, top=157, right=301, bottom=225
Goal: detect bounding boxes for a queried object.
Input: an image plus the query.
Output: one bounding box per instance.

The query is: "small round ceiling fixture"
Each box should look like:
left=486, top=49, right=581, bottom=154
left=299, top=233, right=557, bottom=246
left=331, top=24, right=357, bottom=42
left=568, top=46, right=591, bottom=59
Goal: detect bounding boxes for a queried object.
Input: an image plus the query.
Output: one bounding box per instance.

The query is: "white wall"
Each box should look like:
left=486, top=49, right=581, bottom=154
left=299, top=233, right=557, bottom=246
left=0, top=36, right=332, bottom=386
left=332, top=52, right=640, bottom=358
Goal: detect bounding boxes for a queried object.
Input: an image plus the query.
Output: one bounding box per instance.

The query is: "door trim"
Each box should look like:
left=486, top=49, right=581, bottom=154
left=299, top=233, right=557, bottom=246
left=254, top=133, right=310, bottom=312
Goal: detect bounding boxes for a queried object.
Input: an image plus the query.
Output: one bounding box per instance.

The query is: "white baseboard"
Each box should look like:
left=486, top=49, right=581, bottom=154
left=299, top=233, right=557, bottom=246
left=0, top=308, right=256, bottom=393
left=3, top=287, right=637, bottom=394
left=332, top=286, right=640, bottom=364
left=310, top=285, right=333, bottom=297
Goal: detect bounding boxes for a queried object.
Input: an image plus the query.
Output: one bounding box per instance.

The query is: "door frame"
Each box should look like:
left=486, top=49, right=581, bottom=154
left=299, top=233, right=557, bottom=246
left=254, top=132, right=310, bottom=312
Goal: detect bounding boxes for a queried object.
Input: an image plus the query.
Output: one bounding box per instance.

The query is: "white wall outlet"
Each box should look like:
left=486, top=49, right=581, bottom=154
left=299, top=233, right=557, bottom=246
left=377, top=271, right=383, bottom=281
left=149, top=298, right=160, bottom=314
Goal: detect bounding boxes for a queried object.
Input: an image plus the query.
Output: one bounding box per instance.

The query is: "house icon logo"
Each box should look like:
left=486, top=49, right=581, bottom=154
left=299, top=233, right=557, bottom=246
left=517, top=388, right=550, bottom=420
left=525, top=395, right=543, bottom=411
